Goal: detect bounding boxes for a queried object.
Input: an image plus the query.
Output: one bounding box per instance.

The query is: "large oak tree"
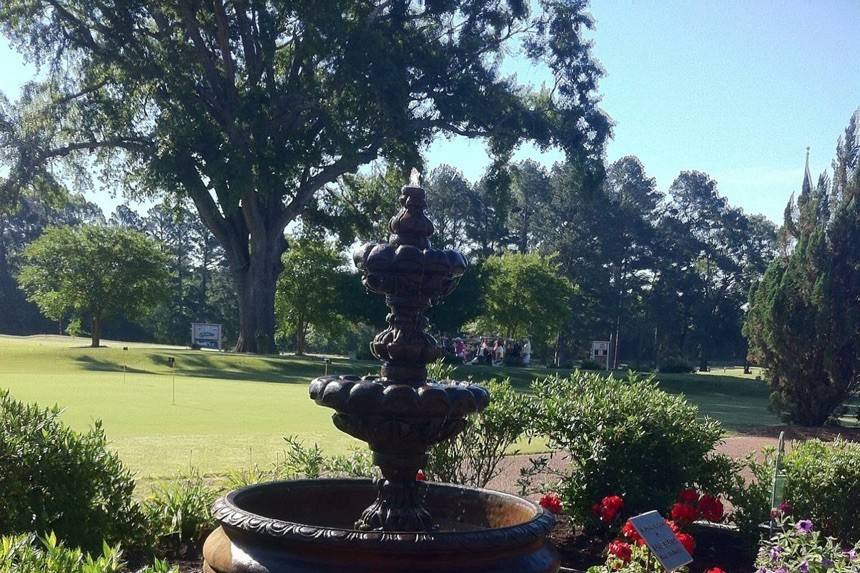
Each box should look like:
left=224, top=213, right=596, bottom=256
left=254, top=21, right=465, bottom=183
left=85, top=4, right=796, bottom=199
left=0, top=0, right=609, bottom=352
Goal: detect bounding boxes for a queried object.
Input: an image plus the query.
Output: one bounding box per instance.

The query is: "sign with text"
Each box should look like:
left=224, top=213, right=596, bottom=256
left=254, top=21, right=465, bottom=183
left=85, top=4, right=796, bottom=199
left=629, top=510, right=692, bottom=571
left=191, top=322, right=223, bottom=350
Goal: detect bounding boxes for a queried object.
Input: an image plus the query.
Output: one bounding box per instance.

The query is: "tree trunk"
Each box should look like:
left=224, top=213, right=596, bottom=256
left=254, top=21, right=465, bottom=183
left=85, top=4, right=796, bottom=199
left=91, top=315, right=102, bottom=348
left=296, top=318, right=306, bottom=356
left=231, top=232, right=286, bottom=354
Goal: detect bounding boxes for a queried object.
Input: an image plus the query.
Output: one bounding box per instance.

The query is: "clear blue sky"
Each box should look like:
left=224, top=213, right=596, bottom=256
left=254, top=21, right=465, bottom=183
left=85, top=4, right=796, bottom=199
left=1, top=0, right=858, bottom=223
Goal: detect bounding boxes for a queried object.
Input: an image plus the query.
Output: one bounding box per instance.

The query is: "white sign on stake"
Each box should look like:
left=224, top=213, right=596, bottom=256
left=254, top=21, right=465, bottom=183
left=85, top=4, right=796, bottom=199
left=191, top=322, right=223, bottom=350
left=629, top=510, right=693, bottom=572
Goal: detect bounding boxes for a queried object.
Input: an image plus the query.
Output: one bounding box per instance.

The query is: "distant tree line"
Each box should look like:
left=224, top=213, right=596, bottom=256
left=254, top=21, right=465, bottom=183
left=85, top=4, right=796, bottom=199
left=1, top=195, right=239, bottom=346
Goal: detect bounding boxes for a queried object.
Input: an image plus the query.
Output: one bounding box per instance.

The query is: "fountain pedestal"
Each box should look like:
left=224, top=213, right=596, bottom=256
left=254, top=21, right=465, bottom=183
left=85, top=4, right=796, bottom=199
left=203, top=172, right=559, bottom=572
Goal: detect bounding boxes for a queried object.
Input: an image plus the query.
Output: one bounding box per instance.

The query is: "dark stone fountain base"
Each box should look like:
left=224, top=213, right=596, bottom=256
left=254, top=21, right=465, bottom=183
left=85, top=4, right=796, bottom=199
left=203, top=479, right=558, bottom=573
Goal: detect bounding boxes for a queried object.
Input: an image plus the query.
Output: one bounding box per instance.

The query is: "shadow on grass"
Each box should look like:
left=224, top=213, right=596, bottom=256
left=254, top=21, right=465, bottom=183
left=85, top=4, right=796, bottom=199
left=72, top=355, right=153, bottom=374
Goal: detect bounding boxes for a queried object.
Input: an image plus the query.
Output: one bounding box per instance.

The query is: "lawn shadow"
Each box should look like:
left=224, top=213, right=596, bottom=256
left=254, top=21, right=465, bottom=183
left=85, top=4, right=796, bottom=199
left=73, top=354, right=154, bottom=374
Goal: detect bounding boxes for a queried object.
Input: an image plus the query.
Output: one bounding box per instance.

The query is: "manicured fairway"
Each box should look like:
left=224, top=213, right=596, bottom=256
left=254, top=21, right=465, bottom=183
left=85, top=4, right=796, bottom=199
left=0, top=335, right=781, bottom=482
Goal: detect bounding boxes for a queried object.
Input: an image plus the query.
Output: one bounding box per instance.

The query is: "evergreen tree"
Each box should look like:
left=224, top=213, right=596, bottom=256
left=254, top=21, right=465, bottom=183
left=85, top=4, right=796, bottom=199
left=746, top=113, right=860, bottom=425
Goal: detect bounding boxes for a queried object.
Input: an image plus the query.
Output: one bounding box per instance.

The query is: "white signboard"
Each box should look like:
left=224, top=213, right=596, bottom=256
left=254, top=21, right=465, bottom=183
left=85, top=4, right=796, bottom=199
left=191, top=323, right=223, bottom=350
left=629, top=510, right=693, bottom=571
left=591, top=340, right=610, bottom=369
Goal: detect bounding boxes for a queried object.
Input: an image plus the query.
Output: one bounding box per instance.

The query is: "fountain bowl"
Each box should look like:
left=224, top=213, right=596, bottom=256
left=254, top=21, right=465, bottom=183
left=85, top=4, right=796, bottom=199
left=203, top=478, right=559, bottom=573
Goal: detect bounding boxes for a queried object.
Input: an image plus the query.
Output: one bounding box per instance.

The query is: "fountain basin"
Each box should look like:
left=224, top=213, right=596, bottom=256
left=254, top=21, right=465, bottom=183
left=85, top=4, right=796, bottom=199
left=203, top=479, right=559, bottom=573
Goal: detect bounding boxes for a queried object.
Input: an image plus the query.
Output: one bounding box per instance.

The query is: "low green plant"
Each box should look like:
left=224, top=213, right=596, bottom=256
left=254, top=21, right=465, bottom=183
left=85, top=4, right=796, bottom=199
left=0, top=391, right=146, bottom=553
left=755, top=518, right=860, bottom=573
left=578, top=359, right=604, bottom=371
left=426, top=377, right=534, bottom=488
left=782, top=438, right=860, bottom=542
left=226, top=436, right=375, bottom=489
left=143, top=469, right=217, bottom=548
left=0, top=533, right=177, bottom=573
left=531, top=371, right=725, bottom=523
left=657, top=356, right=695, bottom=374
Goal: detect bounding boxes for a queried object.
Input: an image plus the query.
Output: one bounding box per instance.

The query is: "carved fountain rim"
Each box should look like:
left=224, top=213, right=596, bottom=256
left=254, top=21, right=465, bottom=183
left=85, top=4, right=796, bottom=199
left=211, top=478, right=555, bottom=552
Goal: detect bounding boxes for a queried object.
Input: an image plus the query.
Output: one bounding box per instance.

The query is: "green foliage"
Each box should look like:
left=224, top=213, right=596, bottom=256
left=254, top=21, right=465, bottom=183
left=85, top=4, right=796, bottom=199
left=745, top=113, right=860, bottom=425
left=226, top=435, right=374, bottom=489
left=782, top=438, right=860, bottom=542
left=17, top=225, right=169, bottom=347
left=531, top=371, right=726, bottom=522
left=658, top=356, right=695, bottom=374
left=0, top=534, right=177, bottom=573
left=476, top=252, right=577, bottom=346
left=426, top=378, right=533, bottom=488
left=0, top=0, right=609, bottom=353
left=276, top=238, right=346, bottom=355
left=756, top=518, right=860, bottom=573
left=143, top=470, right=217, bottom=548
left=0, top=391, right=145, bottom=553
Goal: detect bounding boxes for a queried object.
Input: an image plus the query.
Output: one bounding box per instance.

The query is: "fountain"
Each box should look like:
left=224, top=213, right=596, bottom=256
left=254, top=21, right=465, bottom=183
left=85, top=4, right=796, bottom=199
left=202, top=171, right=559, bottom=573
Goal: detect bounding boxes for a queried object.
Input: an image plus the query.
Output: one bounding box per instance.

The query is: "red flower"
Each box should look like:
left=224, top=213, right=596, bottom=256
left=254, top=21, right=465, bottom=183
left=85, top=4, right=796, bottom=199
left=705, top=568, right=726, bottom=573
left=598, top=495, right=624, bottom=522
left=665, top=519, right=681, bottom=534
left=677, top=488, right=700, bottom=504
left=415, top=469, right=427, bottom=481
left=621, top=520, right=644, bottom=545
left=539, top=493, right=563, bottom=514
left=608, top=540, right=632, bottom=563
left=675, top=532, right=695, bottom=555
left=698, top=494, right=724, bottom=522
left=670, top=502, right=698, bottom=523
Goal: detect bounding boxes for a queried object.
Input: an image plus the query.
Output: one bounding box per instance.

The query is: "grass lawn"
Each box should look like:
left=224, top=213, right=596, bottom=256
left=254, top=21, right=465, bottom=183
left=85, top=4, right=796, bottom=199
left=0, top=334, right=781, bottom=483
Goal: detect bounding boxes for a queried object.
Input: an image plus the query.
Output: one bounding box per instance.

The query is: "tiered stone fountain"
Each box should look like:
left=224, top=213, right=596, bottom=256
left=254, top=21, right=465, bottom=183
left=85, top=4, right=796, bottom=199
left=202, top=171, right=559, bottom=573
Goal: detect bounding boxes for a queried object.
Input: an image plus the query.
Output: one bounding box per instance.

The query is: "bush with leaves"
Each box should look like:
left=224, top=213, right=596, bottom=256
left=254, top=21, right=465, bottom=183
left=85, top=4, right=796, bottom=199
left=531, top=371, right=726, bottom=523
left=143, top=469, right=217, bottom=550
left=781, top=438, right=860, bottom=542
left=426, top=377, right=534, bottom=488
left=0, top=533, right=177, bottom=573
left=0, top=391, right=145, bottom=553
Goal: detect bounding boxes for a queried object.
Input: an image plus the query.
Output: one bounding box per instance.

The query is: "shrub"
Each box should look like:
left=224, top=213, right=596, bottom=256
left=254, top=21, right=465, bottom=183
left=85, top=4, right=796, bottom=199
left=0, top=533, right=177, bottom=573
left=755, top=517, right=860, bottom=573
left=578, top=359, right=604, bottom=371
left=657, top=356, right=695, bottom=374
left=0, top=391, right=145, bottom=552
left=782, top=438, right=860, bottom=542
left=143, top=469, right=217, bottom=549
left=531, top=372, right=725, bottom=523
left=426, top=378, right=534, bottom=488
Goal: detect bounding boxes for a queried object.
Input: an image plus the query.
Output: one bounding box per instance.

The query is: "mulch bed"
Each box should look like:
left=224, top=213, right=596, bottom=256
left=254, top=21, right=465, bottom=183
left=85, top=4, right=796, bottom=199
left=549, top=516, right=756, bottom=572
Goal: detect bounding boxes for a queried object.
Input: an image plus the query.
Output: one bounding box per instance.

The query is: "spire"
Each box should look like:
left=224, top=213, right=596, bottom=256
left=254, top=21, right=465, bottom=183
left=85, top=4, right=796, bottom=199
left=801, top=146, right=813, bottom=198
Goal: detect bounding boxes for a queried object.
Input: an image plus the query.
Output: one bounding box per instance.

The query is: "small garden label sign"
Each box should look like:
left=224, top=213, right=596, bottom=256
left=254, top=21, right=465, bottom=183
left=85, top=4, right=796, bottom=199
left=629, top=510, right=693, bottom=571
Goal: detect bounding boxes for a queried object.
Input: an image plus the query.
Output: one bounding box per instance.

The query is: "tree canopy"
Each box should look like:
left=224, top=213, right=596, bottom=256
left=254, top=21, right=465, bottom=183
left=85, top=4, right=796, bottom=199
left=0, top=0, right=610, bottom=352
left=18, top=225, right=169, bottom=347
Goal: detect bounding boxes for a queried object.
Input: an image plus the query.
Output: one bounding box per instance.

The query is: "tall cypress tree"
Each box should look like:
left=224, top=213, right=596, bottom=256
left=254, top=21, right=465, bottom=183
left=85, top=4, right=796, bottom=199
left=745, top=112, right=860, bottom=425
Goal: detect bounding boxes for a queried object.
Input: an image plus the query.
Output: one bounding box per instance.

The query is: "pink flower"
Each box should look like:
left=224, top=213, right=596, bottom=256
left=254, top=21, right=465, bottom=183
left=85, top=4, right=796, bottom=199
left=539, top=493, right=562, bottom=514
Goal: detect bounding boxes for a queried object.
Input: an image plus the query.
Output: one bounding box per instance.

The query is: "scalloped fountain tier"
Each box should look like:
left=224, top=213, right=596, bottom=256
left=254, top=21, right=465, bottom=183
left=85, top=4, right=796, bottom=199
left=202, top=173, right=560, bottom=572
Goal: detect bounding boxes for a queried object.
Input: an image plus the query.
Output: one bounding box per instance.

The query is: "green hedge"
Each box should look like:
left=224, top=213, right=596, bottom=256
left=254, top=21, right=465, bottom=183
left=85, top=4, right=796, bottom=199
left=0, top=391, right=145, bottom=552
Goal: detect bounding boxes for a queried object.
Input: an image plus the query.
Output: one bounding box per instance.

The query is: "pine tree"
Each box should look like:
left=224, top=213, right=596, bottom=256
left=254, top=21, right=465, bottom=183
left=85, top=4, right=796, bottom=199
left=745, top=113, right=860, bottom=425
